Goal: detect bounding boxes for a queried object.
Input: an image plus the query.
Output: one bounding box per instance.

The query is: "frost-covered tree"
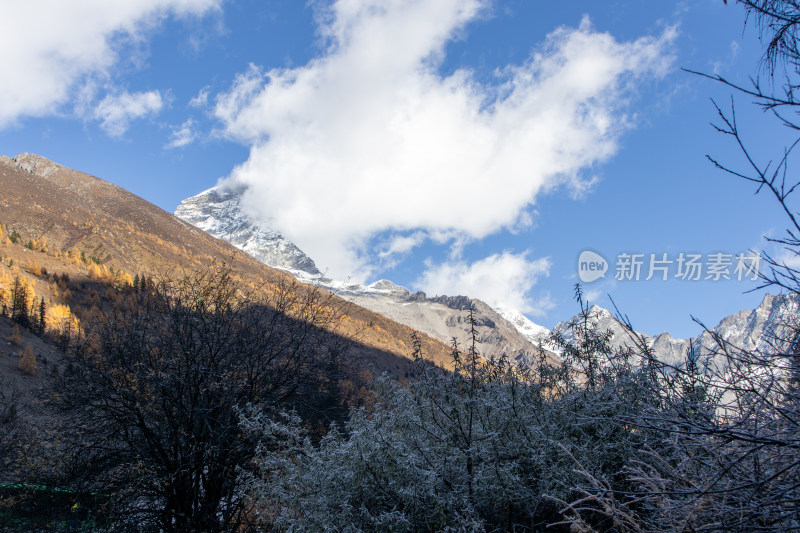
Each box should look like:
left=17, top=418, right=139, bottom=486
left=241, top=307, right=662, bottom=532
left=51, top=267, right=350, bottom=532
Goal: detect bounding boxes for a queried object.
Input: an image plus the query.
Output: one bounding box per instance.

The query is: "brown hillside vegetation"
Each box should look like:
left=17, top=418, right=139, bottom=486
left=0, top=152, right=456, bottom=529
left=0, top=153, right=454, bottom=373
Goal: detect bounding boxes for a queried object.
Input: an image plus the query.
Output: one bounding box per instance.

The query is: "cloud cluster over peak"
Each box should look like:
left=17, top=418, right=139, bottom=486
left=417, top=252, right=553, bottom=315
left=212, top=0, right=675, bottom=306
left=0, top=0, right=219, bottom=129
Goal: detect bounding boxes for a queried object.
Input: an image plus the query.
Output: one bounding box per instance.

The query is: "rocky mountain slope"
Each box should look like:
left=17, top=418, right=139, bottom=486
left=176, top=183, right=799, bottom=368
left=329, top=279, right=553, bottom=363
left=174, top=185, right=321, bottom=276
left=553, top=293, right=800, bottom=367
left=175, top=185, right=553, bottom=363
left=0, top=153, right=458, bottom=375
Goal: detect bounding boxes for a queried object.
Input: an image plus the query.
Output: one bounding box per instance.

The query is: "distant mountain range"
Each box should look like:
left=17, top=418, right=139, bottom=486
left=0, top=151, right=793, bottom=373
left=8, top=150, right=784, bottom=373
left=177, top=184, right=799, bottom=369
left=550, top=294, right=800, bottom=370
left=3, top=151, right=793, bottom=371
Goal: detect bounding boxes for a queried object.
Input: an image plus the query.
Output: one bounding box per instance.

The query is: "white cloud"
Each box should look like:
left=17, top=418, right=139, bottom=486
left=416, top=252, right=552, bottom=315
left=165, top=118, right=199, bottom=148
left=189, top=87, right=210, bottom=108
left=93, top=90, right=165, bottom=137
left=582, top=280, right=616, bottom=305
left=730, top=41, right=740, bottom=59
left=0, top=0, right=220, bottom=128
left=583, top=288, right=604, bottom=303
left=773, top=247, right=800, bottom=271
left=214, top=0, right=675, bottom=281
left=378, top=231, right=427, bottom=258
left=372, top=231, right=428, bottom=270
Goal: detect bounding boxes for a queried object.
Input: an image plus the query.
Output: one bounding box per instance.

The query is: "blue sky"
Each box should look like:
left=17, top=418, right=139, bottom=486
left=0, top=0, right=793, bottom=338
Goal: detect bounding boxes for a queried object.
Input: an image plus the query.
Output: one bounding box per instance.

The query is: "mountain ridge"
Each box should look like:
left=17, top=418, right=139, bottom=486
left=174, top=183, right=798, bottom=368
left=2, top=152, right=791, bottom=371
left=553, top=294, right=800, bottom=367
left=0, top=152, right=458, bottom=375
left=175, top=184, right=553, bottom=363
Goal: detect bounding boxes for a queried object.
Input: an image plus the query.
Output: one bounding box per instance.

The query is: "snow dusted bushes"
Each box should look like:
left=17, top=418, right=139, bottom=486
left=238, top=1, right=800, bottom=528
left=586, top=331, right=800, bottom=532
left=240, top=306, right=663, bottom=532
left=240, top=284, right=800, bottom=532
left=533, top=286, right=800, bottom=532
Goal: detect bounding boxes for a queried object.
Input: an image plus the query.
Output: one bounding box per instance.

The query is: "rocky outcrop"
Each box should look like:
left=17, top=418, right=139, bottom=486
left=555, top=294, right=800, bottom=368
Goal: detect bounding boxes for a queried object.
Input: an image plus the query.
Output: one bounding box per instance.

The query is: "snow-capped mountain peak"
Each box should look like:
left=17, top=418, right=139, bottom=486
left=175, top=185, right=798, bottom=369
left=493, top=305, right=550, bottom=344
left=554, top=293, right=800, bottom=367
left=174, top=185, right=552, bottom=361
left=175, top=186, right=321, bottom=276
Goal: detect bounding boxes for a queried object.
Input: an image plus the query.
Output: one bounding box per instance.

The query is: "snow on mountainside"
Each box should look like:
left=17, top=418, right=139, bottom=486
left=176, top=185, right=799, bottom=367
left=554, top=294, right=800, bottom=367
left=174, top=186, right=321, bottom=276
left=175, top=186, right=553, bottom=362
left=691, top=293, right=800, bottom=356
left=493, top=305, right=550, bottom=344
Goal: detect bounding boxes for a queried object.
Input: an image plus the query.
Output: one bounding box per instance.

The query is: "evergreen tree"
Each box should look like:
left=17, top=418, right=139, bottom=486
left=38, top=298, right=46, bottom=334
left=10, top=277, right=29, bottom=328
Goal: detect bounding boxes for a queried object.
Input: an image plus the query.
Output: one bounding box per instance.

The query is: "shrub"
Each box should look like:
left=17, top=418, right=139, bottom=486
left=7, top=324, right=22, bottom=345
left=51, top=267, right=350, bottom=531
left=18, top=345, right=36, bottom=375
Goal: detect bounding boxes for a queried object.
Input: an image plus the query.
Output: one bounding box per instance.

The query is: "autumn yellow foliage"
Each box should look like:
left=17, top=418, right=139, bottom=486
left=46, top=304, right=80, bottom=334
left=118, top=272, right=133, bottom=289
left=26, top=235, right=47, bottom=252
left=88, top=262, right=106, bottom=280
left=18, top=344, right=36, bottom=375
left=7, top=275, right=36, bottom=311
left=0, top=270, right=10, bottom=308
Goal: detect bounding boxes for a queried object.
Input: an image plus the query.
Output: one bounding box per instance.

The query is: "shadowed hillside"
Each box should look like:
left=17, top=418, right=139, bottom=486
left=0, top=153, right=455, bottom=373
left=0, top=153, right=461, bottom=530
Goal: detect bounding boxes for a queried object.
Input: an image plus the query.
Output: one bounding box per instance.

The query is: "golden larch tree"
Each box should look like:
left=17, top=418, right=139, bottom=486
left=18, top=344, right=36, bottom=375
